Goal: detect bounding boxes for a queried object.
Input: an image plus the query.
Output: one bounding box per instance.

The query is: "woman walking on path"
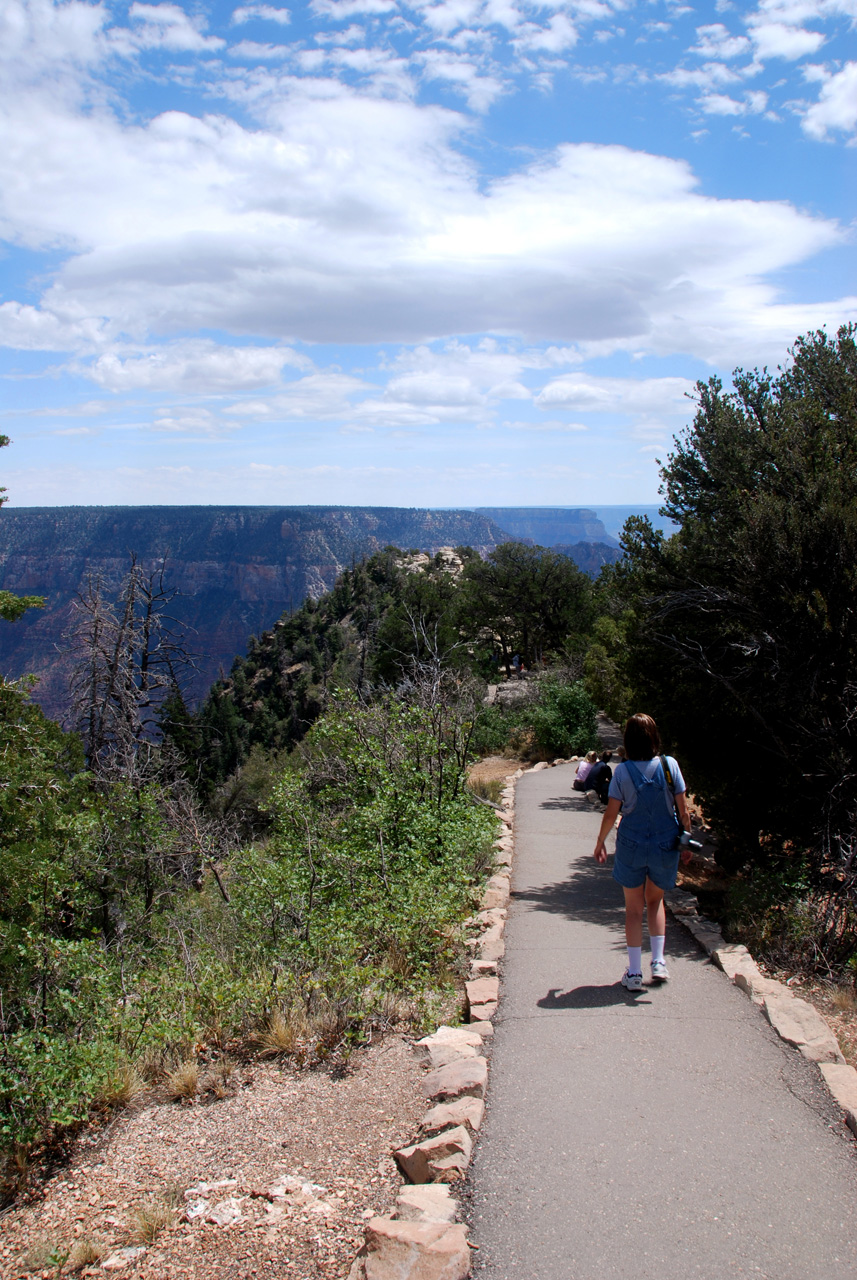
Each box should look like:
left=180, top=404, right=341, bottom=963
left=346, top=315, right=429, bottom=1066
left=593, top=714, right=693, bottom=990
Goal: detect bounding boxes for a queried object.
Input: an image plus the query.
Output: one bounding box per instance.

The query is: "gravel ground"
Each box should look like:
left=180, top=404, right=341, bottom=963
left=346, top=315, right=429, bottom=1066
left=467, top=756, right=522, bottom=787
left=0, top=1036, right=425, bottom=1280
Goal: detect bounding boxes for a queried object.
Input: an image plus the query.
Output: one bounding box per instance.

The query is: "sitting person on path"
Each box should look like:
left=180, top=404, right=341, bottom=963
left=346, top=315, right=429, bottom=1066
left=572, top=750, right=598, bottom=791
left=592, top=714, right=693, bottom=990
left=584, top=750, right=613, bottom=804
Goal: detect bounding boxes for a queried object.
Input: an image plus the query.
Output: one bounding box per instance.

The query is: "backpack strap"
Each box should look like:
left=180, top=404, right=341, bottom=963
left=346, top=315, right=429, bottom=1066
left=659, top=754, right=674, bottom=793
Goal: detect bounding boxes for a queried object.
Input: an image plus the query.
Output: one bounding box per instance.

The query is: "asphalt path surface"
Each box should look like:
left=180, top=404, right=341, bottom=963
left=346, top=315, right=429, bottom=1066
left=468, top=763, right=857, bottom=1280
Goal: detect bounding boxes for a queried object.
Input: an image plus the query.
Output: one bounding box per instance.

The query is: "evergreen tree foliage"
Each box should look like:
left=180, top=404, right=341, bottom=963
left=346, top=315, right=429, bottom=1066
left=620, top=325, right=857, bottom=887
left=460, top=542, right=593, bottom=675
left=194, top=543, right=595, bottom=791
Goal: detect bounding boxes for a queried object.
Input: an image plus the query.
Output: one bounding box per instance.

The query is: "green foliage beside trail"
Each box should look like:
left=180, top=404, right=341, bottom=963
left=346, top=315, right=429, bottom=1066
left=231, top=691, right=495, bottom=990
left=0, top=675, right=494, bottom=1188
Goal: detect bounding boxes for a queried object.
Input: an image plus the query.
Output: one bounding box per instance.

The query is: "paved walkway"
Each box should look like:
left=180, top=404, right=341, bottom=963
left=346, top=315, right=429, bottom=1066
left=468, top=764, right=857, bottom=1280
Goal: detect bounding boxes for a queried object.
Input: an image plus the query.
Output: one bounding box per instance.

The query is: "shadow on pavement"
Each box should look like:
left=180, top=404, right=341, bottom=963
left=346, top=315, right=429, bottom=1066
left=537, top=984, right=654, bottom=1009
left=512, top=856, right=703, bottom=961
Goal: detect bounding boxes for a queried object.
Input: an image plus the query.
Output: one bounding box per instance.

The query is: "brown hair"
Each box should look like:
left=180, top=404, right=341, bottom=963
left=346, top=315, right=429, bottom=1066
left=623, top=713, right=661, bottom=761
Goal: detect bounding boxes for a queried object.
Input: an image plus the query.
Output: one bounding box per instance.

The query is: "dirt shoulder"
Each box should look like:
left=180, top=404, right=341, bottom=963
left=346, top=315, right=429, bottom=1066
left=0, top=1037, right=424, bottom=1280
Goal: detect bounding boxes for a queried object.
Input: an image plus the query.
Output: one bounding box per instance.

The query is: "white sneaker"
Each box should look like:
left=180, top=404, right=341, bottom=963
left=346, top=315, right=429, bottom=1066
left=651, top=959, right=670, bottom=982
left=621, top=969, right=643, bottom=992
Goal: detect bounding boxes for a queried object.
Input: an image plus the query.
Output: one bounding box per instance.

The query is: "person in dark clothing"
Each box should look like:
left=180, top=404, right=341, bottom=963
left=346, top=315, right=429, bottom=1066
left=585, top=750, right=613, bottom=804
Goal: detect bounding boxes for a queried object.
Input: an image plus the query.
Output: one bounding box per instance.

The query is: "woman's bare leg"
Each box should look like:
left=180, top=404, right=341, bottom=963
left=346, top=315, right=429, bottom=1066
left=645, top=878, right=666, bottom=937
left=622, top=884, right=646, bottom=947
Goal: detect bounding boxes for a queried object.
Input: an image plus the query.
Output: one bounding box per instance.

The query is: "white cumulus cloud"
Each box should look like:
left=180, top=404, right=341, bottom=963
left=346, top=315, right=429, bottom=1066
left=84, top=342, right=311, bottom=393
left=535, top=374, right=695, bottom=419
left=802, top=60, right=857, bottom=137
left=232, top=5, right=292, bottom=24
left=748, top=20, right=825, bottom=59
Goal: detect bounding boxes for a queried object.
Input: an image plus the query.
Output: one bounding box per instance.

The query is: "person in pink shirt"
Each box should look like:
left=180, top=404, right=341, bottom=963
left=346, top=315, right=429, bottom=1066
left=572, top=750, right=598, bottom=791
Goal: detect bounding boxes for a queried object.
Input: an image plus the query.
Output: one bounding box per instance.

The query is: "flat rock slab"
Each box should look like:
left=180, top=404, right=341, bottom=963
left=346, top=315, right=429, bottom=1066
left=466, top=1020, right=493, bottom=1039
left=465, top=976, right=500, bottom=1011
left=418, top=1041, right=479, bottom=1070
left=394, top=1125, right=473, bottom=1183
left=734, top=970, right=788, bottom=1005
left=481, top=875, right=511, bottom=909
left=476, top=908, right=507, bottom=925
left=424, top=1025, right=485, bottom=1047
left=763, top=994, right=845, bottom=1063
left=468, top=1002, right=497, bottom=1023
left=711, top=944, right=752, bottom=979
left=422, top=1057, right=488, bottom=1101
left=421, top=1096, right=485, bottom=1136
left=395, top=1184, right=459, bottom=1224
left=818, top=1062, right=857, bottom=1134
left=358, top=1218, right=471, bottom=1280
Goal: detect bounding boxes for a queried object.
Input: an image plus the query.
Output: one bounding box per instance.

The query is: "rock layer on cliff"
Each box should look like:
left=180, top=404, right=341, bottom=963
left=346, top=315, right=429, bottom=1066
left=0, top=506, right=508, bottom=719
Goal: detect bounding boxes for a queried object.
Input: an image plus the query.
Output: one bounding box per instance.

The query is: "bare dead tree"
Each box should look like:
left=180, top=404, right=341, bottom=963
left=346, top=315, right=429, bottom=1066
left=66, top=554, right=198, bottom=772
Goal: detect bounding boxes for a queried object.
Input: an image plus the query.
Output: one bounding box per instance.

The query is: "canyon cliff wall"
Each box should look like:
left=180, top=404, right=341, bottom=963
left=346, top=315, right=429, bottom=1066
left=0, top=505, right=509, bottom=720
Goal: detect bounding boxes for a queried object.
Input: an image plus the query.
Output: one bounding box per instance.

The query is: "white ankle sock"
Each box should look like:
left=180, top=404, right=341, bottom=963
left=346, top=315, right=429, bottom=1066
left=650, top=935, right=666, bottom=964
left=627, top=946, right=642, bottom=975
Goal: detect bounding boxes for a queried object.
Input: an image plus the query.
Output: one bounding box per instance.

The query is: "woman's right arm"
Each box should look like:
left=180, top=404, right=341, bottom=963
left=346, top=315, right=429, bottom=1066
left=593, top=797, right=622, bottom=863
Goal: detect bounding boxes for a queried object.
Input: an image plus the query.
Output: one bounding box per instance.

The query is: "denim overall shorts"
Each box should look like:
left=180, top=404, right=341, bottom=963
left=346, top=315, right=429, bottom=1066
left=612, top=759, right=682, bottom=891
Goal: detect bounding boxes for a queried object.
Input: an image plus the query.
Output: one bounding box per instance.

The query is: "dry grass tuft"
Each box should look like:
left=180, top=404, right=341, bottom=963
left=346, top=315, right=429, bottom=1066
left=467, top=776, right=504, bottom=804
left=383, top=939, right=412, bottom=979
left=201, top=1057, right=238, bottom=1100
left=259, top=1006, right=310, bottom=1057
left=831, top=985, right=857, bottom=1013
left=128, top=1186, right=182, bottom=1244
left=166, top=1059, right=199, bottom=1102
left=311, top=999, right=347, bottom=1048
left=376, top=990, right=412, bottom=1027
left=66, top=1237, right=108, bottom=1271
left=97, top=1061, right=145, bottom=1110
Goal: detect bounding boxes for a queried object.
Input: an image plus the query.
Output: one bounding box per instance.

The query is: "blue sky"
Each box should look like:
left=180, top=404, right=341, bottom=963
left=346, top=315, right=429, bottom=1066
left=0, top=0, right=855, bottom=507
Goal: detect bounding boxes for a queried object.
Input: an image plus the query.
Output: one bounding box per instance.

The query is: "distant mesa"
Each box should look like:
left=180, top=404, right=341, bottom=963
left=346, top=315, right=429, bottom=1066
left=551, top=542, right=622, bottom=574
left=0, top=504, right=627, bottom=722
left=470, top=507, right=620, bottom=549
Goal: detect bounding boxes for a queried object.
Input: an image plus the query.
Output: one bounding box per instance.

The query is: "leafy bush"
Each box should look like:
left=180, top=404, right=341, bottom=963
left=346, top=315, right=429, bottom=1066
left=528, top=678, right=598, bottom=758
left=467, top=702, right=530, bottom=757
left=230, top=691, right=495, bottom=992
left=726, top=860, right=857, bottom=980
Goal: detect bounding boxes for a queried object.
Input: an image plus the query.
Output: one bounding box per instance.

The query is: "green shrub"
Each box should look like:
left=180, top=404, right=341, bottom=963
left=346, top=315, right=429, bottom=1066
left=528, top=678, right=598, bottom=758
left=726, top=860, right=857, bottom=979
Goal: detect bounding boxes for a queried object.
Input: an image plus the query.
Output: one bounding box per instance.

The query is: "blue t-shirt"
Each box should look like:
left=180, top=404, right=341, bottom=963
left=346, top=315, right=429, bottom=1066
left=608, top=757, right=686, bottom=819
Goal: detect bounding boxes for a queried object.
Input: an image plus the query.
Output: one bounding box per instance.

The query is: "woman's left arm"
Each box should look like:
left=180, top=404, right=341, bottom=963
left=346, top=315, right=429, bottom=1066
left=675, top=790, right=693, bottom=864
